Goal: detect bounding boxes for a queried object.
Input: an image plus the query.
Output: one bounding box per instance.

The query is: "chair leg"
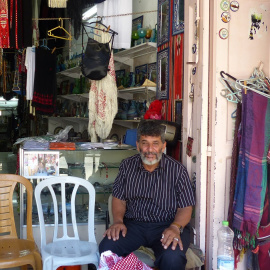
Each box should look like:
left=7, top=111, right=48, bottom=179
left=21, top=265, right=28, bottom=270
left=33, top=251, right=43, bottom=270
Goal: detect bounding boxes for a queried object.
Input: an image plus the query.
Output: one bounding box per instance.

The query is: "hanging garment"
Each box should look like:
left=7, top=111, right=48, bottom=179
left=32, top=47, right=57, bottom=115
left=25, top=46, right=36, bottom=100
left=88, top=26, right=118, bottom=141
left=97, top=0, right=132, bottom=49
left=228, top=103, right=242, bottom=228
left=232, top=91, right=270, bottom=237
left=0, top=0, right=10, bottom=48
left=48, top=0, right=67, bottom=8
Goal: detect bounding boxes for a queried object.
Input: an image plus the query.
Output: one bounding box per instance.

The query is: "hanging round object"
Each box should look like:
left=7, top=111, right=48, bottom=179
left=132, top=30, right=139, bottom=40
left=219, top=28, right=229, bottom=39
left=220, top=0, right=230, bottom=11
left=145, top=29, right=152, bottom=39
left=230, top=1, right=239, bottom=12
left=137, top=28, right=146, bottom=38
left=221, top=12, right=231, bottom=23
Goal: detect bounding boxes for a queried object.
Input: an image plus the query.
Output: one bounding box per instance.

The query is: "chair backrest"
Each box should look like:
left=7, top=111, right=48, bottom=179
left=0, top=174, right=34, bottom=241
left=34, top=176, right=96, bottom=249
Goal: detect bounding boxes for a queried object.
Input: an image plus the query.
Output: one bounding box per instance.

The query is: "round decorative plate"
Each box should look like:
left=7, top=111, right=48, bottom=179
left=110, top=133, right=119, bottom=142
left=54, top=126, right=64, bottom=135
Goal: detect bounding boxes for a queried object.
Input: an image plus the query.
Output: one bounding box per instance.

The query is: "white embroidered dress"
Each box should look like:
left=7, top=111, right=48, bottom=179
left=88, top=26, right=118, bottom=141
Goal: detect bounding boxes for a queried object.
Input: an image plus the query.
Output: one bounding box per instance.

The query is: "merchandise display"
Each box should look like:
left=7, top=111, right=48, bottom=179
left=20, top=147, right=138, bottom=227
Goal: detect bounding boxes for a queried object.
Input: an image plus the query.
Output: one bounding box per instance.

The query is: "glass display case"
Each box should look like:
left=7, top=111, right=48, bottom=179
left=19, top=145, right=138, bottom=245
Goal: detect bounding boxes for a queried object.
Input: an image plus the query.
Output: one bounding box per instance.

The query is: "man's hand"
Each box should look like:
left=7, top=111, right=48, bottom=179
left=103, top=222, right=127, bottom=241
left=160, top=225, right=182, bottom=250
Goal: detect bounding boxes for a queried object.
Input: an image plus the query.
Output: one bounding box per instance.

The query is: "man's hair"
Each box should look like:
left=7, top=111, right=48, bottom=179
left=137, top=120, right=166, bottom=143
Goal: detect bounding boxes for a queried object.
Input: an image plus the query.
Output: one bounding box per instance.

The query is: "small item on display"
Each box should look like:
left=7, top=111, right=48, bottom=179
left=192, top=44, right=197, bottom=54
left=230, top=1, right=239, bottom=12
left=82, top=36, right=112, bottom=80
left=54, top=126, right=64, bottom=135
left=81, top=21, right=117, bottom=80
left=219, top=28, right=229, bottom=39
left=221, top=12, right=231, bottom=23
left=186, top=137, right=194, bottom=157
left=49, top=142, right=76, bottom=150
left=115, top=100, right=147, bottom=120
left=220, top=0, right=230, bottom=11
left=144, top=100, right=162, bottom=120
left=135, top=64, right=148, bottom=86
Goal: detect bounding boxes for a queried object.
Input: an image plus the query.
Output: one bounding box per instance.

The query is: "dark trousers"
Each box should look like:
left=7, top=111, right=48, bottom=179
left=99, top=220, right=191, bottom=270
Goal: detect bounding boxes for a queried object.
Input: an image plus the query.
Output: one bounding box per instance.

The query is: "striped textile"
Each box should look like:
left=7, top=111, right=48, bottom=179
left=233, top=91, right=270, bottom=236
left=113, top=153, right=195, bottom=222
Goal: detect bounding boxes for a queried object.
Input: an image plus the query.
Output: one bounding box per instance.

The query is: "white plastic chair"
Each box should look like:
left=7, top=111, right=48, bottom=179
left=34, top=176, right=99, bottom=270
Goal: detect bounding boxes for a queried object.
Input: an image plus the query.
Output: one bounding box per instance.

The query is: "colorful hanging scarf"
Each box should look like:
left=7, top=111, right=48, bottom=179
left=233, top=91, right=270, bottom=237
left=0, top=0, right=10, bottom=48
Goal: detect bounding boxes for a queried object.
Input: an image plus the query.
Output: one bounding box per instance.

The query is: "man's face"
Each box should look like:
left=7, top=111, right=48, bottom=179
left=136, top=135, right=166, bottom=165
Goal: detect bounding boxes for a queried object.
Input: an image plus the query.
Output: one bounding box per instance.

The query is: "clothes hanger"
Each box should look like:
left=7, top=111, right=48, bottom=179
left=83, top=18, right=118, bottom=36
left=235, top=79, right=270, bottom=99
left=40, top=39, right=50, bottom=50
left=220, top=71, right=241, bottom=103
left=47, top=18, right=72, bottom=41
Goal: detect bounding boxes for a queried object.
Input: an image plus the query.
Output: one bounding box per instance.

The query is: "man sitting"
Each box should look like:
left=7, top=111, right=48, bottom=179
left=99, top=120, right=195, bottom=270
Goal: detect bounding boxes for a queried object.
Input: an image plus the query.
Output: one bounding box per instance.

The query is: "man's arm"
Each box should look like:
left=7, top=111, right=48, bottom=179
left=172, top=206, right=193, bottom=229
left=103, top=196, right=127, bottom=241
left=161, top=206, right=193, bottom=250
left=112, top=196, right=126, bottom=224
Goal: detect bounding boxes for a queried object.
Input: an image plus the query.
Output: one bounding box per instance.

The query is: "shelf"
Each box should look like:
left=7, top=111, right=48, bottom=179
left=113, top=119, right=140, bottom=129
left=48, top=117, right=89, bottom=122
left=57, top=93, right=89, bottom=102
left=67, top=162, right=121, bottom=169
left=114, top=42, right=157, bottom=66
left=114, top=42, right=156, bottom=59
left=57, top=66, right=81, bottom=79
left=118, top=86, right=156, bottom=100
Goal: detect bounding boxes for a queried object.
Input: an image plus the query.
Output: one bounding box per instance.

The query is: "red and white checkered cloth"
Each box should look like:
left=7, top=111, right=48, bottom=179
left=98, top=250, right=153, bottom=270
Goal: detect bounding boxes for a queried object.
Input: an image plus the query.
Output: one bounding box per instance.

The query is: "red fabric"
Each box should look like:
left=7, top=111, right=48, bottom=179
left=258, top=223, right=270, bottom=270
left=49, top=142, right=76, bottom=150
left=144, top=100, right=163, bottom=120
left=0, top=0, right=10, bottom=48
left=110, top=253, right=152, bottom=270
left=99, top=251, right=152, bottom=270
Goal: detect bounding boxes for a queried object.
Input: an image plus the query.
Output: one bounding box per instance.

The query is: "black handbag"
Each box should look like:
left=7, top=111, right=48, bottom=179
left=81, top=25, right=114, bottom=80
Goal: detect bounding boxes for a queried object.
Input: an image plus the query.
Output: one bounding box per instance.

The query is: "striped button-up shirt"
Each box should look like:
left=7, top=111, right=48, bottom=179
left=113, top=153, right=195, bottom=222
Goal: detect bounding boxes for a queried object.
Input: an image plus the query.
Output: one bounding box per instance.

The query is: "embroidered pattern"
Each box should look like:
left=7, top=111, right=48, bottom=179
left=0, top=0, right=10, bottom=48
